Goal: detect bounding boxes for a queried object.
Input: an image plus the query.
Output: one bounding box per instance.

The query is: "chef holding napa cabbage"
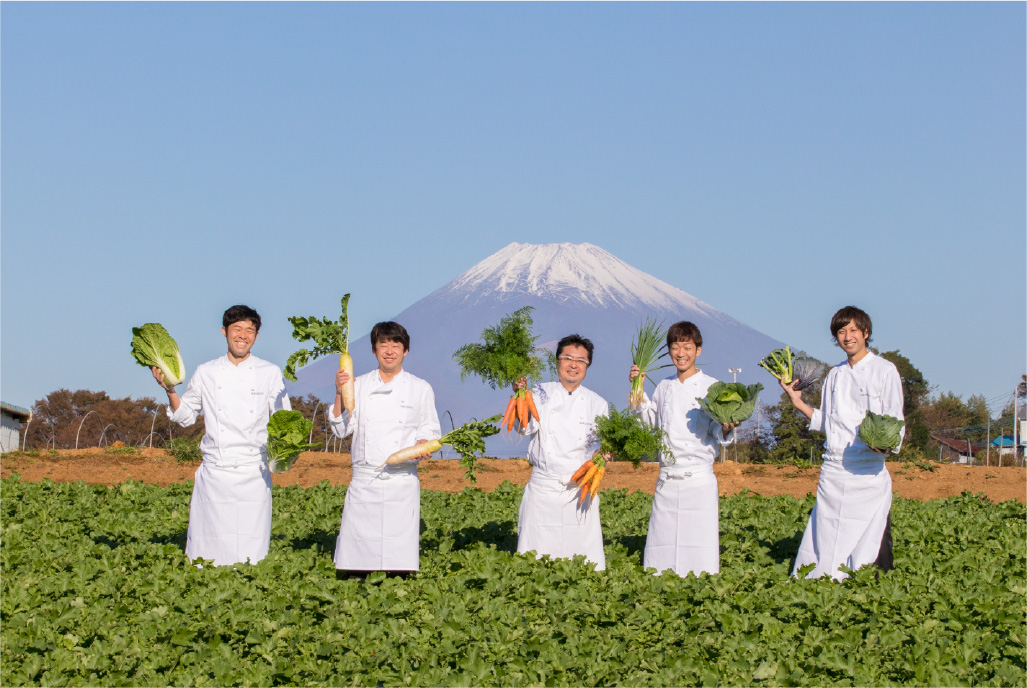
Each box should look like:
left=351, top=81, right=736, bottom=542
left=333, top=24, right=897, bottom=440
left=136, top=305, right=290, bottom=567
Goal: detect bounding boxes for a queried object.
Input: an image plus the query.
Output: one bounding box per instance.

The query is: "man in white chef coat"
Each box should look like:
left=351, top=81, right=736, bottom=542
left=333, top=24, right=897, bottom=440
left=514, top=334, right=610, bottom=570
left=630, top=321, right=735, bottom=577
left=152, top=304, right=291, bottom=567
left=329, top=321, right=440, bottom=577
left=780, top=305, right=904, bottom=581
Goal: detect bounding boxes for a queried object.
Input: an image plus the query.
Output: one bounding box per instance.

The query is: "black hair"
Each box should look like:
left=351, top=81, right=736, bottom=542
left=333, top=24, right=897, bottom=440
left=666, top=321, right=703, bottom=349
left=370, top=321, right=410, bottom=352
left=556, top=334, right=594, bottom=366
left=223, top=305, right=261, bottom=332
left=830, top=306, right=873, bottom=345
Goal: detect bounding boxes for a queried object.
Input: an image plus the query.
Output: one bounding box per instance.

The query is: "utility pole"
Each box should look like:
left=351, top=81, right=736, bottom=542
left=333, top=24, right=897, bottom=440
left=755, top=400, right=761, bottom=443
left=986, top=414, right=991, bottom=466
left=1014, top=385, right=1020, bottom=467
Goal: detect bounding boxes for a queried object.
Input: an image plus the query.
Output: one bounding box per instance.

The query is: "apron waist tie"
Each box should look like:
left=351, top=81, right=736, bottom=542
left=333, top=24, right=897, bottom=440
left=205, top=454, right=264, bottom=469
left=353, top=461, right=418, bottom=481
left=660, top=463, right=714, bottom=480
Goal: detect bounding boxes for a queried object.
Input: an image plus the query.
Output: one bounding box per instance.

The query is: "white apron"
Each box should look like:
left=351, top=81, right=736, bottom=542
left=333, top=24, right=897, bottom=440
left=643, top=463, right=719, bottom=577
left=334, top=463, right=420, bottom=571
left=185, top=460, right=272, bottom=566
left=517, top=468, right=606, bottom=571
left=792, top=459, right=892, bottom=581
left=181, top=357, right=285, bottom=567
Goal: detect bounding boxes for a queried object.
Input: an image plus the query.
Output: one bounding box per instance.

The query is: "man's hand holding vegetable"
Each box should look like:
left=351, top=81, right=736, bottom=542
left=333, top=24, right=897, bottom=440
left=630, top=364, right=736, bottom=439
left=334, top=365, right=435, bottom=461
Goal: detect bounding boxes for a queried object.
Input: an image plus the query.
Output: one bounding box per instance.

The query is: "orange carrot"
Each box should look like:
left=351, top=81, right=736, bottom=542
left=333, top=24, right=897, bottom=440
left=525, top=390, right=540, bottom=422
left=506, top=400, right=517, bottom=432
left=569, top=459, right=592, bottom=483
left=578, top=462, right=599, bottom=487
left=517, top=393, right=528, bottom=427
left=589, top=465, right=605, bottom=498
left=500, top=396, right=517, bottom=429
left=579, top=484, right=591, bottom=505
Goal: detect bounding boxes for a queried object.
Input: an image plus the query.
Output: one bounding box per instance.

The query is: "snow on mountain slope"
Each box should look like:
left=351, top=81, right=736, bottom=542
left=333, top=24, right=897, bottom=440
left=288, top=242, right=785, bottom=458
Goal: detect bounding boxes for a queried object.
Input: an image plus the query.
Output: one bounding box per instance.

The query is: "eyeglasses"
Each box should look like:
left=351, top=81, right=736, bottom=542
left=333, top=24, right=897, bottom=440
left=558, top=355, right=589, bottom=366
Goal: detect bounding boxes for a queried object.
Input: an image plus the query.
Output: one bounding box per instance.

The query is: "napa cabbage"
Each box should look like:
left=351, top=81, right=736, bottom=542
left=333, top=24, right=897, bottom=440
left=131, top=323, right=186, bottom=386
left=266, top=410, right=321, bottom=473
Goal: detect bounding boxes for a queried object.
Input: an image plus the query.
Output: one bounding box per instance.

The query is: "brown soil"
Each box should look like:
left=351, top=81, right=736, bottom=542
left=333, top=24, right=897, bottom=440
left=1, top=449, right=1024, bottom=502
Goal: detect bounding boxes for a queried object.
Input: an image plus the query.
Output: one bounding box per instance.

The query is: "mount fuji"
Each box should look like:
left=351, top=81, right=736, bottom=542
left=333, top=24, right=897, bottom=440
left=287, top=242, right=785, bottom=458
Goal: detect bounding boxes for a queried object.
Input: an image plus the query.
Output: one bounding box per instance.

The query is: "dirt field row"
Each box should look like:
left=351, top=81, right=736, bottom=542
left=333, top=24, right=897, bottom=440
left=2, top=448, right=1024, bottom=502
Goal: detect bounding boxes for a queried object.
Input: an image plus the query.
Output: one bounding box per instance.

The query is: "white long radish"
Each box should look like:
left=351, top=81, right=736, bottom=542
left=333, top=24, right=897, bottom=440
left=378, top=439, right=443, bottom=468
left=339, top=352, right=355, bottom=413
left=377, top=416, right=501, bottom=480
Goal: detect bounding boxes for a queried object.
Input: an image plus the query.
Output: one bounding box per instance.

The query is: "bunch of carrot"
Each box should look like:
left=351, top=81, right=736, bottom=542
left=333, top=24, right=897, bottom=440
left=452, top=306, right=553, bottom=434
left=500, top=388, right=540, bottom=432
left=569, top=454, right=606, bottom=506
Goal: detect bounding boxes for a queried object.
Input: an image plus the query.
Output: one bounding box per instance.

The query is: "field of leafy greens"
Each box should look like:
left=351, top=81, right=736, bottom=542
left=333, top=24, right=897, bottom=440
left=2, top=476, right=1024, bottom=687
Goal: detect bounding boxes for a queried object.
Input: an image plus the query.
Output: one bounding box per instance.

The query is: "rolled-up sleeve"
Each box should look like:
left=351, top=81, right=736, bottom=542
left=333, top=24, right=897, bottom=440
left=167, top=371, right=203, bottom=427
left=882, top=366, right=906, bottom=453
left=328, top=403, right=355, bottom=439
left=634, top=390, right=658, bottom=427
left=808, top=408, right=825, bottom=434
left=269, top=374, right=291, bottom=413
left=416, top=384, right=441, bottom=440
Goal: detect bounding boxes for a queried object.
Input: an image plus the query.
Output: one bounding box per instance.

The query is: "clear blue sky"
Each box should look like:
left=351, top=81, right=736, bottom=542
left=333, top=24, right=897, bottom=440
left=2, top=2, right=1024, bottom=416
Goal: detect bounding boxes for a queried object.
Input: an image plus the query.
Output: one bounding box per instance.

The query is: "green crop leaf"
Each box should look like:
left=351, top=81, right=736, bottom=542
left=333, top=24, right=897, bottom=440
left=452, top=307, right=553, bottom=389
left=440, top=415, right=502, bottom=483
left=283, top=294, right=350, bottom=382
left=758, top=346, right=794, bottom=384
left=592, top=404, right=670, bottom=467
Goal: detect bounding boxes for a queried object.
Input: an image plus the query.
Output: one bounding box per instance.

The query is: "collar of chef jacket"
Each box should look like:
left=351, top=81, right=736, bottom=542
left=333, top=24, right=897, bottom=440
left=366, top=369, right=410, bottom=395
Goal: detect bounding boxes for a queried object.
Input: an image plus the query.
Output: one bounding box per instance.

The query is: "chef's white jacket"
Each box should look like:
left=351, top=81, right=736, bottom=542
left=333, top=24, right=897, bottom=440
left=811, top=351, right=905, bottom=462
left=518, top=382, right=610, bottom=478
left=328, top=370, right=441, bottom=464
left=636, top=371, right=734, bottom=467
left=167, top=354, right=291, bottom=464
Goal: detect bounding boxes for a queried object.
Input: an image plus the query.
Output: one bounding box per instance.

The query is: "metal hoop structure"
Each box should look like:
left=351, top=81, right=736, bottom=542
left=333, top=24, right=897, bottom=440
left=75, top=410, right=102, bottom=450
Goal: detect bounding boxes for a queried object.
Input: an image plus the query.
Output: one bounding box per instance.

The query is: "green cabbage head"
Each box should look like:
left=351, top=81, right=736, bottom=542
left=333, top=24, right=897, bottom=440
left=131, top=323, right=186, bottom=386
left=697, top=381, right=764, bottom=425
left=266, top=410, right=321, bottom=473
left=857, top=410, right=905, bottom=451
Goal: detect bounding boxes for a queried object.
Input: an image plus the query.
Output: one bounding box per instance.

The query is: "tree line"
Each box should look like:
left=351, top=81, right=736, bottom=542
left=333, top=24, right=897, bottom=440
left=13, top=353, right=1024, bottom=465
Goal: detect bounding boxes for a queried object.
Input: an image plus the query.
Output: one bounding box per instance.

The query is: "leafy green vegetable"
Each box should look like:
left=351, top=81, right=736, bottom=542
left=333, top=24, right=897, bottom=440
left=857, top=410, right=905, bottom=451
left=2, top=475, right=1024, bottom=686
left=697, top=381, right=764, bottom=425
left=452, top=307, right=553, bottom=389
left=283, top=294, right=350, bottom=382
left=592, top=404, right=670, bottom=467
left=266, top=410, right=321, bottom=473
left=628, top=317, right=670, bottom=409
left=791, top=352, right=825, bottom=392
left=758, top=346, right=794, bottom=384
left=441, top=415, right=502, bottom=483
left=131, top=323, right=186, bottom=386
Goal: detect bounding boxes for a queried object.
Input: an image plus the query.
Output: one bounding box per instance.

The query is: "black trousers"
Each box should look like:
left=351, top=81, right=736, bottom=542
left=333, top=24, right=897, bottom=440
left=873, top=512, right=894, bottom=572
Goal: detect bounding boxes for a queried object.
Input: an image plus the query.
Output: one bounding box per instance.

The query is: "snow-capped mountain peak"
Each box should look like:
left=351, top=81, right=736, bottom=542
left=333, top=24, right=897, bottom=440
left=439, top=242, right=708, bottom=312
left=288, top=242, right=784, bottom=457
